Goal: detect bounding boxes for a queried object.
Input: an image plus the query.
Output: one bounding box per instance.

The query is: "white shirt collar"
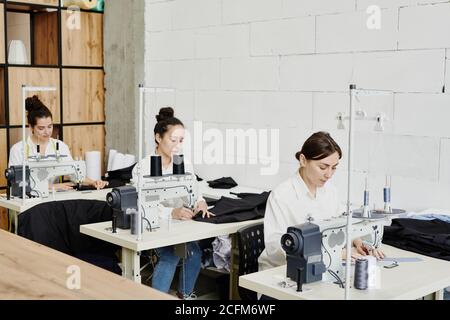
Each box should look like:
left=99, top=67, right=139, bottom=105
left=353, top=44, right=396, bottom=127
left=292, top=170, right=326, bottom=200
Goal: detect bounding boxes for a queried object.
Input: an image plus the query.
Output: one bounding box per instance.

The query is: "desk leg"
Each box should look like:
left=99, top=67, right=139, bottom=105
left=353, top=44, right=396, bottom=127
left=121, top=247, right=141, bottom=283
left=434, top=290, right=444, bottom=300
left=8, top=210, right=18, bottom=235
left=14, top=211, right=18, bottom=235
left=229, top=234, right=241, bottom=300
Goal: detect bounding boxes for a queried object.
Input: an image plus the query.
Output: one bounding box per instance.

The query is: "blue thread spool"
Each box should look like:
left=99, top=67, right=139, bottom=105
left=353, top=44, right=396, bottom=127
left=354, top=258, right=369, bottom=290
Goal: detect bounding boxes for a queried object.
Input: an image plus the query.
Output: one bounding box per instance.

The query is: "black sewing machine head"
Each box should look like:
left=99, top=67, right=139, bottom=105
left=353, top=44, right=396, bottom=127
left=106, top=186, right=138, bottom=230
left=5, top=166, right=31, bottom=199
left=281, top=223, right=326, bottom=284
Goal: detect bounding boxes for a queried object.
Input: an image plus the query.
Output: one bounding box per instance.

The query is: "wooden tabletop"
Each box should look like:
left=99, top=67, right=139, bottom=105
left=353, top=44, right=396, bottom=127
left=0, top=230, right=175, bottom=300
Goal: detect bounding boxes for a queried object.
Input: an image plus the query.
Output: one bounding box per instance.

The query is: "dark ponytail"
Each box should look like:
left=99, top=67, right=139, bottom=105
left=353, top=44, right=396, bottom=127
left=26, top=96, right=52, bottom=127
left=295, top=131, right=342, bottom=161
left=154, top=107, right=184, bottom=145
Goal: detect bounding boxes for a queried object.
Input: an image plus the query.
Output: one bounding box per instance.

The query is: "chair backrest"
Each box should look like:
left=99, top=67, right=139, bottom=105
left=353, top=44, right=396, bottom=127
left=236, top=222, right=264, bottom=300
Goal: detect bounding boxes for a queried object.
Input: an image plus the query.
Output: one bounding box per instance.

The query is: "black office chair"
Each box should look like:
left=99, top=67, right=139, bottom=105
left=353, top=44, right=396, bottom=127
left=236, top=222, right=265, bottom=300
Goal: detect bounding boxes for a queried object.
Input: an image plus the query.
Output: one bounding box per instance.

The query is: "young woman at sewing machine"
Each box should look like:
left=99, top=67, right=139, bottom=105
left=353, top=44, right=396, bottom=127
left=258, top=131, right=385, bottom=273
left=8, top=95, right=108, bottom=191
left=132, top=107, right=213, bottom=299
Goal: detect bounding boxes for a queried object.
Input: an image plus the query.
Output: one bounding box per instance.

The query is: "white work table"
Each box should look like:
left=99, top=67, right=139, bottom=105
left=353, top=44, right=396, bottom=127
left=80, top=181, right=266, bottom=284
left=239, top=245, right=450, bottom=300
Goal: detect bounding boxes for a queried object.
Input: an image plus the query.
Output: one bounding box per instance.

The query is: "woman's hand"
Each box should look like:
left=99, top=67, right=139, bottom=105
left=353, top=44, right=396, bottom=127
left=172, top=207, right=195, bottom=220
left=194, top=201, right=216, bottom=219
left=91, top=180, right=108, bottom=190
left=50, top=182, right=75, bottom=191
left=353, top=239, right=385, bottom=260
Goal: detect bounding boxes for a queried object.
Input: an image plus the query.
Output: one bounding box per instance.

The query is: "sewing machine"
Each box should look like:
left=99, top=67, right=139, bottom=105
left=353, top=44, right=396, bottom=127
left=5, top=160, right=86, bottom=199
left=281, top=215, right=389, bottom=286
left=106, top=172, right=199, bottom=232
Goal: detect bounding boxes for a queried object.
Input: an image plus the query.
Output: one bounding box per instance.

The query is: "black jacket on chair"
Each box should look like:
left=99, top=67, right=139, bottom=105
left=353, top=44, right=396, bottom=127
left=18, top=199, right=121, bottom=274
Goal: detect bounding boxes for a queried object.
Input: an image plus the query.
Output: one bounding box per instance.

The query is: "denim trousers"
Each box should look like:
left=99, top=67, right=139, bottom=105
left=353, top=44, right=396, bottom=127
left=152, top=241, right=202, bottom=295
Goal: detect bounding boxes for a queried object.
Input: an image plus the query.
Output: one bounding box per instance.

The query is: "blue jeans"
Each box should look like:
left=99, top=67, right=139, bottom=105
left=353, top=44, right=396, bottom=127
left=152, top=242, right=202, bottom=296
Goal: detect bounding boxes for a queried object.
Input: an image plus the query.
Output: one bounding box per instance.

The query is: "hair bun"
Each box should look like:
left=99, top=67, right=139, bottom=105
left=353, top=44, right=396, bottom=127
left=156, top=107, right=174, bottom=122
left=25, top=95, right=42, bottom=113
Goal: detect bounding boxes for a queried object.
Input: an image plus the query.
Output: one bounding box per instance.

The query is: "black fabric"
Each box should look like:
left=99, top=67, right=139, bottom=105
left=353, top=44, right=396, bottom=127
left=195, top=192, right=270, bottom=224
left=105, top=163, right=137, bottom=187
left=383, top=218, right=450, bottom=261
left=18, top=200, right=121, bottom=274
left=207, top=177, right=238, bottom=189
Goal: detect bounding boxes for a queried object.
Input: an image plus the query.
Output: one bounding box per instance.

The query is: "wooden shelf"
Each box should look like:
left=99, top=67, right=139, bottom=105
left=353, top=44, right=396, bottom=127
left=0, top=128, right=7, bottom=187
left=63, top=124, right=105, bottom=173
left=6, top=0, right=59, bottom=11
left=0, top=4, right=5, bottom=64
left=63, top=68, right=105, bottom=123
left=61, top=10, right=103, bottom=67
left=33, top=11, right=59, bottom=65
left=8, top=67, right=60, bottom=126
left=6, top=9, right=59, bottom=66
left=9, top=124, right=61, bottom=147
left=0, top=68, right=5, bottom=126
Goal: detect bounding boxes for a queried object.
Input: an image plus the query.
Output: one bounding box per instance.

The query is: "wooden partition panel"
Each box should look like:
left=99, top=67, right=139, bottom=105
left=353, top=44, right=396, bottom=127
left=0, top=129, right=7, bottom=187
left=0, top=68, right=5, bottom=126
left=33, top=11, right=59, bottom=66
left=61, top=11, right=103, bottom=67
left=7, top=0, right=59, bottom=6
left=0, top=4, right=5, bottom=64
left=0, top=208, right=8, bottom=231
left=63, top=125, right=105, bottom=174
left=9, top=125, right=61, bottom=147
left=8, top=67, right=60, bottom=126
left=63, top=69, right=105, bottom=123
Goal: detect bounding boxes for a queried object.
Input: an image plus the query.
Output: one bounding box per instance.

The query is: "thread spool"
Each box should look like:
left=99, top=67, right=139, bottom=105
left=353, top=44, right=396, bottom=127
left=173, top=154, right=185, bottom=175
left=150, top=155, right=163, bottom=177
left=354, top=258, right=369, bottom=290
left=383, top=187, right=391, bottom=203
left=130, top=212, right=143, bottom=235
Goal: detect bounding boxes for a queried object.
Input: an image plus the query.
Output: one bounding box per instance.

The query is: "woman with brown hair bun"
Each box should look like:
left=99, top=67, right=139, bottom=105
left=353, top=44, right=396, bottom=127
left=258, top=132, right=385, bottom=275
left=132, top=106, right=213, bottom=300
left=9, top=95, right=108, bottom=190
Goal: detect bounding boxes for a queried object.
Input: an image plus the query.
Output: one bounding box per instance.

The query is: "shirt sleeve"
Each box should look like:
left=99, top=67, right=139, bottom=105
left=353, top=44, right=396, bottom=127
left=60, top=141, right=73, bottom=161
left=8, top=143, right=23, bottom=167
left=263, top=191, right=291, bottom=268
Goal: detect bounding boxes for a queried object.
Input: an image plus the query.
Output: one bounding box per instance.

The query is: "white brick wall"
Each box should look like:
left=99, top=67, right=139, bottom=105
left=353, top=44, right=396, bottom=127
left=143, top=0, right=450, bottom=210
left=223, top=0, right=282, bottom=24
left=172, top=0, right=221, bottom=30
left=316, top=9, right=398, bottom=53
left=282, top=0, right=356, bottom=17
left=221, top=57, right=279, bottom=90
left=147, top=2, right=172, bottom=32
left=399, top=3, right=450, bottom=49
left=194, top=25, right=250, bottom=59
left=250, top=17, right=315, bottom=56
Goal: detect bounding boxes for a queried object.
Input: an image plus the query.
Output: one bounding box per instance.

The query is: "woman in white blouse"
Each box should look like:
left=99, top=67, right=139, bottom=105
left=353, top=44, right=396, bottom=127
left=133, top=107, right=213, bottom=299
left=9, top=95, right=107, bottom=190
left=258, top=131, right=384, bottom=273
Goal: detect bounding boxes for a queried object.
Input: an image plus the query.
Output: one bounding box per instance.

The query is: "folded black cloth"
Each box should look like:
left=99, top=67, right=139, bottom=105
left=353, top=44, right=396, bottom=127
left=105, top=163, right=136, bottom=187
left=383, top=218, right=450, bottom=261
left=207, top=177, right=238, bottom=189
left=195, top=192, right=270, bottom=224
